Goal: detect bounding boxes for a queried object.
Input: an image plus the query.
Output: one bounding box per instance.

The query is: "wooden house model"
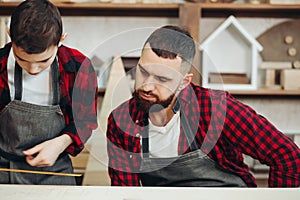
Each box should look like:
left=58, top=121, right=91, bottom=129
left=200, top=15, right=263, bottom=90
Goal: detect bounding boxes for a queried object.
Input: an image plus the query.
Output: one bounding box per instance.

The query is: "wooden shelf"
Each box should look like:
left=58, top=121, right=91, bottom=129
left=200, top=3, right=300, bottom=18
left=0, top=2, right=180, bottom=17
left=2, top=2, right=300, bottom=93
left=1, top=2, right=300, bottom=17
left=98, top=87, right=300, bottom=97
left=230, top=89, right=300, bottom=97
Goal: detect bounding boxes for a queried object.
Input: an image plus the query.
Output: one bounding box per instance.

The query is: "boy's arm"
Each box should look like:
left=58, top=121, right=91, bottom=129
left=63, top=58, right=98, bottom=156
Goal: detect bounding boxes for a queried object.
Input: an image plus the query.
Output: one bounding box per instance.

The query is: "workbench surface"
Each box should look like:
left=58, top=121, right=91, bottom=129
left=0, top=185, right=299, bottom=200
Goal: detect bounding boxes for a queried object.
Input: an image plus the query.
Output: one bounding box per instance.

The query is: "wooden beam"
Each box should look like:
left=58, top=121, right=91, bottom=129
left=82, top=56, right=132, bottom=186
left=179, top=3, right=200, bottom=42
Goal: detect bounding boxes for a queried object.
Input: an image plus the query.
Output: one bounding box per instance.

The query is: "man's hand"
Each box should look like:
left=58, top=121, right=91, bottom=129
left=22, top=134, right=72, bottom=167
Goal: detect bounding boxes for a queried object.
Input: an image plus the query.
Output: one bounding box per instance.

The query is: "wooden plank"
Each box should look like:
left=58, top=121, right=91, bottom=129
left=265, top=69, right=276, bottom=87
left=0, top=2, right=179, bottom=17
left=270, top=0, right=300, bottom=4
left=179, top=3, right=200, bottom=42
left=70, top=151, right=90, bottom=169
left=1, top=2, right=300, bottom=18
left=200, top=3, right=300, bottom=18
left=179, top=3, right=201, bottom=85
left=82, top=56, right=132, bottom=186
left=261, top=61, right=292, bottom=69
left=294, top=135, right=300, bottom=147
left=281, top=69, right=300, bottom=90
left=0, top=17, right=7, bottom=48
left=257, top=19, right=300, bottom=62
left=230, top=89, right=300, bottom=96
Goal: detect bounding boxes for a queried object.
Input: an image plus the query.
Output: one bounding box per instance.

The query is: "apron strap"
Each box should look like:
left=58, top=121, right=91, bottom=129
left=142, top=118, right=150, bottom=159
left=14, top=58, right=60, bottom=105
left=51, top=58, right=60, bottom=105
left=14, top=62, right=23, bottom=101
left=173, top=98, right=199, bottom=152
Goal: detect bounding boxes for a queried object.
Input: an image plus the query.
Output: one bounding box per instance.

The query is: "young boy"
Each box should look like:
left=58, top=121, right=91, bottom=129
left=0, top=0, right=98, bottom=185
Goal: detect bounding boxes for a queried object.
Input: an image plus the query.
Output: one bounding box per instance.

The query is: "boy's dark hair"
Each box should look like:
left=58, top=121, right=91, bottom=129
left=144, top=25, right=196, bottom=72
left=10, top=0, right=62, bottom=54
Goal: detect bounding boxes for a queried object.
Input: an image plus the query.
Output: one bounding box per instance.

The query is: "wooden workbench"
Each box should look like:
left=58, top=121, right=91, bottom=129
left=0, top=185, right=299, bottom=200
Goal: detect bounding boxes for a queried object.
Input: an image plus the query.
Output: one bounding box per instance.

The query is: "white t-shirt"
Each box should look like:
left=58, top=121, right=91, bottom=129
left=7, top=49, right=52, bottom=105
left=148, top=111, right=180, bottom=158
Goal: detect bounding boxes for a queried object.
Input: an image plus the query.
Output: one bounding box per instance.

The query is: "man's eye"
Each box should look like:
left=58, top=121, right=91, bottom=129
left=157, top=77, right=168, bottom=82
left=140, top=68, right=149, bottom=76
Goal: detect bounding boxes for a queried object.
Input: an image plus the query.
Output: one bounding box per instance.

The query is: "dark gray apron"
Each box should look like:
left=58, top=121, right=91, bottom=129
left=0, top=59, right=75, bottom=185
left=139, top=109, right=247, bottom=187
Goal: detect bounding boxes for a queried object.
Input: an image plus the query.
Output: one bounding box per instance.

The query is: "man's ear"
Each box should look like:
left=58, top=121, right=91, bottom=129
left=58, top=33, right=68, bottom=47
left=178, top=73, right=193, bottom=91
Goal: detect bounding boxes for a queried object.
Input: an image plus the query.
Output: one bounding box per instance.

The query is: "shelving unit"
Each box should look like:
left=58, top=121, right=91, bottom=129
left=180, top=3, right=300, bottom=40
left=1, top=2, right=299, bottom=186
left=1, top=1, right=300, bottom=95
left=179, top=2, right=300, bottom=95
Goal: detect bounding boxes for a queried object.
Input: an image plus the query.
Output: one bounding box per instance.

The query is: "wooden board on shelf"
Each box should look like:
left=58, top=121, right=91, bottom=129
left=0, top=2, right=180, bottom=17
left=229, top=89, right=300, bottom=96
left=260, top=61, right=292, bottom=69
left=257, top=19, right=300, bottom=62
left=281, top=69, right=300, bottom=90
left=269, top=0, right=300, bottom=4
left=209, top=73, right=249, bottom=84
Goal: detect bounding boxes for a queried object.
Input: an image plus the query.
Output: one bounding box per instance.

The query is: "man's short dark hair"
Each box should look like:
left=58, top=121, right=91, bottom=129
left=10, top=0, right=62, bottom=54
left=144, top=25, right=196, bottom=73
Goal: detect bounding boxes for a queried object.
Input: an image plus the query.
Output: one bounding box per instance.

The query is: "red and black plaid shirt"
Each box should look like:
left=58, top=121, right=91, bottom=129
left=107, top=83, right=300, bottom=187
left=0, top=43, right=98, bottom=156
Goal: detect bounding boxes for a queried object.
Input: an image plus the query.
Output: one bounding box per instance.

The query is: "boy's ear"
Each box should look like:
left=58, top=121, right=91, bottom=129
left=6, top=28, right=10, bottom=37
left=58, top=33, right=68, bottom=46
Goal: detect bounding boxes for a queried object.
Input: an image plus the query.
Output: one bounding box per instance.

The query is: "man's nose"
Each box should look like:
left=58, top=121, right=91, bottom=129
left=143, top=77, right=156, bottom=92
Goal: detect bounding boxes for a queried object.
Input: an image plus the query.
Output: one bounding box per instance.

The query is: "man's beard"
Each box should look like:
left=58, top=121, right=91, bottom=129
left=133, top=89, right=175, bottom=113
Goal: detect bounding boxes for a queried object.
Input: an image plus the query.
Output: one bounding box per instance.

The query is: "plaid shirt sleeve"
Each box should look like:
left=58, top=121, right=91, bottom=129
left=0, top=45, right=10, bottom=110
left=223, top=92, right=300, bottom=187
left=107, top=110, right=141, bottom=186
left=58, top=46, right=98, bottom=156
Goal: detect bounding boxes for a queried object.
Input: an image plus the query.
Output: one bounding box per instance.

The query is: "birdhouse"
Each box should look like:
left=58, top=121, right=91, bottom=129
left=200, top=15, right=263, bottom=90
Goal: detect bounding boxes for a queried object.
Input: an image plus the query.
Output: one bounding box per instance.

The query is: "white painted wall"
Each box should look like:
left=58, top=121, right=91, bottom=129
left=60, top=16, right=299, bottom=134
left=62, top=16, right=178, bottom=57
left=1, top=14, right=298, bottom=131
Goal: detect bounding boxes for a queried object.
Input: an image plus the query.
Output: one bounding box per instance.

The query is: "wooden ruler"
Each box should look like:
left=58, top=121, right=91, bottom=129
left=0, top=168, right=82, bottom=177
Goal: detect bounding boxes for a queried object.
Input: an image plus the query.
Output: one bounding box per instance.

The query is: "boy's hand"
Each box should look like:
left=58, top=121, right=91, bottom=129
left=22, top=134, right=72, bottom=167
